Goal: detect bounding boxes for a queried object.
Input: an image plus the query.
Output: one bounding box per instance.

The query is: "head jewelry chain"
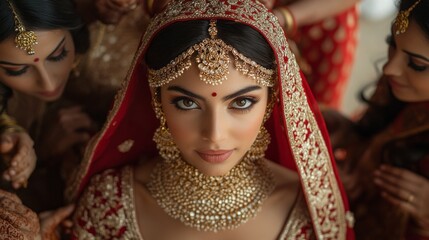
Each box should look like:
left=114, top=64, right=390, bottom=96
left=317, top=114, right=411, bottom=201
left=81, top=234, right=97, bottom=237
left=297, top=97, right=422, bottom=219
left=7, top=0, right=38, bottom=55
left=394, top=0, right=421, bottom=35
left=148, top=20, right=275, bottom=87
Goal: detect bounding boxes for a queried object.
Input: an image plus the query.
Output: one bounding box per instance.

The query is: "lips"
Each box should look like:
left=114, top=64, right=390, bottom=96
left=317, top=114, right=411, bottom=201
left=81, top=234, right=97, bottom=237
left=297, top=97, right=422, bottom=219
left=196, top=150, right=234, bottom=163
left=388, top=78, right=407, bottom=89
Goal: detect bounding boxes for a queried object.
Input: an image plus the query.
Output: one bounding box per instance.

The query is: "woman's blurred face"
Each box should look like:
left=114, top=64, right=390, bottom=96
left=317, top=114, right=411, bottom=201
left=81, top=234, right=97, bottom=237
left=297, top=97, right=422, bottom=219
left=160, top=60, right=269, bottom=177
left=0, top=30, right=75, bottom=101
left=383, top=20, right=429, bottom=102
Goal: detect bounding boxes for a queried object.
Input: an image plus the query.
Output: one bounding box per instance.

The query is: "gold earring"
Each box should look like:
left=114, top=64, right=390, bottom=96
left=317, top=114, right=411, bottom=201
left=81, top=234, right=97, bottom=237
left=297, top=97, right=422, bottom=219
left=245, top=126, right=270, bottom=161
left=152, top=98, right=181, bottom=160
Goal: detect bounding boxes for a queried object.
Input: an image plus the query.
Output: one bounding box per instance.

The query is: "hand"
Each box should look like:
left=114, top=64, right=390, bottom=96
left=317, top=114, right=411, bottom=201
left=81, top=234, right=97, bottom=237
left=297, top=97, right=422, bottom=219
left=257, top=0, right=276, bottom=9
left=0, top=189, right=40, bottom=240
left=94, top=0, right=140, bottom=24
left=38, top=106, right=96, bottom=160
left=1, top=131, right=36, bottom=189
left=39, top=205, right=75, bottom=240
left=374, top=164, right=429, bottom=232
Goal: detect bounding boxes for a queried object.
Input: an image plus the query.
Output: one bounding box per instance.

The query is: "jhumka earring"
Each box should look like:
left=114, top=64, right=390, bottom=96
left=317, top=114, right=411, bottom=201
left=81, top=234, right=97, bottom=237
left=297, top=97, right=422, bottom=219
left=152, top=96, right=181, bottom=160
left=394, top=0, right=421, bottom=35
left=246, top=127, right=270, bottom=161
left=246, top=90, right=277, bottom=161
left=7, top=1, right=38, bottom=55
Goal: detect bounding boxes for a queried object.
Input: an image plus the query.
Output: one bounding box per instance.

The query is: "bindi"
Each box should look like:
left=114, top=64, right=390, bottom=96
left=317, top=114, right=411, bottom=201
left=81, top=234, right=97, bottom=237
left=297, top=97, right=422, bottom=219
left=33, top=57, right=39, bottom=62
left=211, top=92, right=217, bottom=97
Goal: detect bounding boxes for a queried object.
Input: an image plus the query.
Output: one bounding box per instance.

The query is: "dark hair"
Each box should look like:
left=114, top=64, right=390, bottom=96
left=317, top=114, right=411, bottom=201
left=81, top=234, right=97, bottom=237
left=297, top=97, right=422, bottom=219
left=0, top=0, right=89, bottom=112
left=402, top=0, right=429, bottom=39
left=145, top=20, right=275, bottom=70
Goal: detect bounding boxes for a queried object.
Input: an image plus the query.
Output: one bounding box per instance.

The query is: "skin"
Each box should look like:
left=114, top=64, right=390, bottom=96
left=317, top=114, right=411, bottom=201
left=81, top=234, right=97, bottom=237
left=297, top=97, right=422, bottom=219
left=373, top=20, right=429, bottom=234
left=160, top=62, right=268, bottom=176
left=384, top=20, right=429, bottom=102
left=0, top=30, right=74, bottom=102
left=1, top=131, right=36, bottom=189
left=0, top=189, right=75, bottom=240
left=0, top=30, right=94, bottom=178
left=75, top=0, right=142, bottom=24
left=133, top=59, right=301, bottom=239
left=258, top=0, right=359, bottom=28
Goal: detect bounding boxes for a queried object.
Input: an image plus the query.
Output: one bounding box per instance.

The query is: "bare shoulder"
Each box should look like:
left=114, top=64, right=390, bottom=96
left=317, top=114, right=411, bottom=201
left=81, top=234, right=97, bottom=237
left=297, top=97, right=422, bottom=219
left=263, top=158, right=300, bottom=188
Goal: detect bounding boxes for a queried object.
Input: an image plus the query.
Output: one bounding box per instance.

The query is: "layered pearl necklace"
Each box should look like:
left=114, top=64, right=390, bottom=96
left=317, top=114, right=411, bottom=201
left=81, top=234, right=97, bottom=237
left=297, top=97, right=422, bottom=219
left=146, top=155, right=275, bottom=232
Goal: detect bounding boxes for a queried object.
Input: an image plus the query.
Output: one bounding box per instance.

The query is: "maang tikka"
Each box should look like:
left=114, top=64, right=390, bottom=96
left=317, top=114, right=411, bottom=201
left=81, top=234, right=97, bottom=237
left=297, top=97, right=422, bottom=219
left=394, top=0, right=421, bottom=35
left=148, top=20, right=275, bottom=87
left=7, top=1, right=38, bottom=55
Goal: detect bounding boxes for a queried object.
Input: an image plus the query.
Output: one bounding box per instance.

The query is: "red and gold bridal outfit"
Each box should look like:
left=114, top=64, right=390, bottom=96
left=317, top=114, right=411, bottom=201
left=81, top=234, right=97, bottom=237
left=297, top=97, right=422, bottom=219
left=67, top=0, right=354, bottom=239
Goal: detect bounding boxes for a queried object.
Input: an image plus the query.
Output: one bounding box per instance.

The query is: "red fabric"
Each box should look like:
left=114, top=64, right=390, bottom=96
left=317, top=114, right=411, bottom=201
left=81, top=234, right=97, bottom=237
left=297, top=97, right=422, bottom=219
left=72, top=1, right=354, bottom=239
left=299, top=7, right=358, bottom=109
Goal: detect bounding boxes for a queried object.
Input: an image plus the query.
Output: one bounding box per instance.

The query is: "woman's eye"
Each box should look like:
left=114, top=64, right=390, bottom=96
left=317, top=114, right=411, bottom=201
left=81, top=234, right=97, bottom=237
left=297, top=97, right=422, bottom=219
left=230, top=97, right=256, bottom=110
left=408, top=59, right=427, bottom=72
left=172, top=97, right=199, bottom=110
left=48, top=48, right=69, bottom=62
left=4, top=66, right=29, bottom=76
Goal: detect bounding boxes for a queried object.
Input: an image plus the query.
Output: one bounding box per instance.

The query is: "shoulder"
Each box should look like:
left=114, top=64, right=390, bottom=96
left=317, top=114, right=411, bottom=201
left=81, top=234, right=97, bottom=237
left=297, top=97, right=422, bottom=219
left=72, top=166, right=135, bottom=238
left=264, top=158, right=300, bottom=189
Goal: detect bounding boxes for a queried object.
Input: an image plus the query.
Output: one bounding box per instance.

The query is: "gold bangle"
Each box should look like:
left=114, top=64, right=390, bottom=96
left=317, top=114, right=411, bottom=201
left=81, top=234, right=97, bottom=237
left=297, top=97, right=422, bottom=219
left=277, top=7, right=297, bottom=37
left=0, top=114, right=24, bottom=135
left=145, top=0, right=155, bottom=15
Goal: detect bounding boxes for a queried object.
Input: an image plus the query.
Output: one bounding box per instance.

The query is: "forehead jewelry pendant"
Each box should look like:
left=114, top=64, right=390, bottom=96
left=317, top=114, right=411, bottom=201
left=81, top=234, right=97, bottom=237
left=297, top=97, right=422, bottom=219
left=394, top=0, right=421, bottom=35
left=195, top=20, right=230, bottom=85
left=7, top=1, right=38, bottom=55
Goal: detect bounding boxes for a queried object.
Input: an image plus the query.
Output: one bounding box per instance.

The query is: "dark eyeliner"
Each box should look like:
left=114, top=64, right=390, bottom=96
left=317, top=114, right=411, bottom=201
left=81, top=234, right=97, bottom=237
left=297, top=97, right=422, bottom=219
left=5, top=66, right=29, bottom=76
left=170, top=96, right=199, bottom=110
left=48, top=48, right=68, bottom=62
left=408, top=58, right=427, bottom=72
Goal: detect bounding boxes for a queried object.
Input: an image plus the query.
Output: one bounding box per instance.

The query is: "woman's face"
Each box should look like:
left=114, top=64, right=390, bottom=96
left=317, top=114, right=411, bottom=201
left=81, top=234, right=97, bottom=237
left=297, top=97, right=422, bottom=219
left=0, top=29, right=75, bottom=101
left=383, top=20, right=429, bottom=102
left=160, top=60, right=269, bottom=176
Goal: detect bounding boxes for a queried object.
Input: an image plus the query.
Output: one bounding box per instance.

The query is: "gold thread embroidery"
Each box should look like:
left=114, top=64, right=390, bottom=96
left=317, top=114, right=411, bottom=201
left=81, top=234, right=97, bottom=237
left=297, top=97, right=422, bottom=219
left=73, top=166, right=140, bottom=239
left=70, top=1, right=347, bottom=239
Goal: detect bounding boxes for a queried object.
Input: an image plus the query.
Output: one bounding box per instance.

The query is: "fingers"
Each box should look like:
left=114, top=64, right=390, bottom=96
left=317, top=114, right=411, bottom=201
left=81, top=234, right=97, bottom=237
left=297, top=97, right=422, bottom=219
left=58, top=108, right=93, bottom=133
left=94, top=0, right=140, bottom=24
left=40, top=204, right=75, bottom=239
left=373, top=165, right=422, bottom=215
left=1, top=132, right=36, bottom=189
left=0, top=133, right=15, bottom=154
left=0, top=191, right=40, bottom=237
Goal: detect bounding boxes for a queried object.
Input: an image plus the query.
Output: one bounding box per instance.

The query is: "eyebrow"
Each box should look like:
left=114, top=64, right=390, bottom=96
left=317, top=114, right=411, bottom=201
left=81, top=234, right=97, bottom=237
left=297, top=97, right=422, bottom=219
left=0, top=36, right=66, bottom=66
left=167, top=85, right=262, bottom=101
left=403, top=50, right=429, bottom=63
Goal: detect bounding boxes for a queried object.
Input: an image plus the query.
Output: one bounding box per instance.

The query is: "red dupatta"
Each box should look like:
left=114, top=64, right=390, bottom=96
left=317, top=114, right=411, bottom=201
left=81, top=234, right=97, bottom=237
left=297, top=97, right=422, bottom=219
left=67, top=1, right=354, bottom=239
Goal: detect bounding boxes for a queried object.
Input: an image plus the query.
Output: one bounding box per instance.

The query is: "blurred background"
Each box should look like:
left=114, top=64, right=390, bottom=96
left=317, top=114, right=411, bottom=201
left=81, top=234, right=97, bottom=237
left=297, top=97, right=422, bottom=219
left=341, top=0, right=396, bottom=116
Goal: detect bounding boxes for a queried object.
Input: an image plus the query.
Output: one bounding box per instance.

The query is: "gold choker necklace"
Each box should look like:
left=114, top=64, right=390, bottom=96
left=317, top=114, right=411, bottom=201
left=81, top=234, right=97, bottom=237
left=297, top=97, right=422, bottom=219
left=146, top=155, right=275, bottom=232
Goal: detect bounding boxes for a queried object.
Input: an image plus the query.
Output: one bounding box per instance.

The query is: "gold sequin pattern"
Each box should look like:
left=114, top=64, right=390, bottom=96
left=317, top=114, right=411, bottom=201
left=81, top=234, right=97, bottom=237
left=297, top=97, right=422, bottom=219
left=72, top=167, right=141, bottom=239
left=146, top=156, right=275, bottom=232
left=69, top=1, right=348, bottom=239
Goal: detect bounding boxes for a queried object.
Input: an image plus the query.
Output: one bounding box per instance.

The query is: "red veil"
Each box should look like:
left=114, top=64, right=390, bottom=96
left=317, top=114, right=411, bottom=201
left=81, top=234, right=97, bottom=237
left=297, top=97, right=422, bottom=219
left=67, top=0, right=354, bottom=239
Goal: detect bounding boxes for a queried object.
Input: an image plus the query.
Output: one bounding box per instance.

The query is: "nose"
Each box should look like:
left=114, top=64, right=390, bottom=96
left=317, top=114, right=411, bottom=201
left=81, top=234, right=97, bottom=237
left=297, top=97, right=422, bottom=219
left=201, top=108, right=227, bottom=143
left=36, top=66, right=56, bottom=92
left=383, top=48, right=403, bottom=77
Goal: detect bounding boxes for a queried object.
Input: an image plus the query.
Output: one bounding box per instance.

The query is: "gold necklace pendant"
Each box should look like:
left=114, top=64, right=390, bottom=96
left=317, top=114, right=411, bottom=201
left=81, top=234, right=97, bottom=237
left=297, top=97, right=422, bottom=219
left=146, top=155, right=275, bottom=232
